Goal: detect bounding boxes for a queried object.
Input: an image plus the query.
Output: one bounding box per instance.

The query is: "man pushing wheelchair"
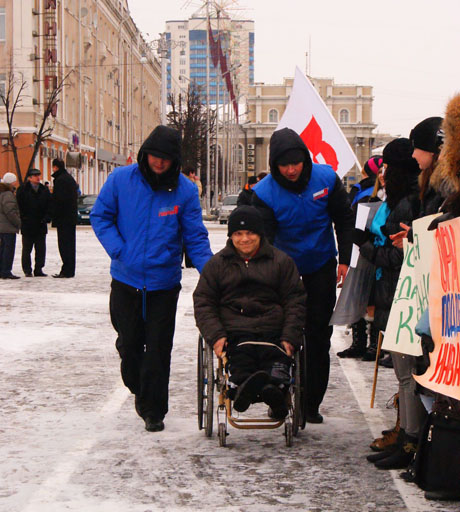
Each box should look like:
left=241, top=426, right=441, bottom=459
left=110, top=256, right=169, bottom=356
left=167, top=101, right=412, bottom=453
left=193, top=206, right=306, bottom=419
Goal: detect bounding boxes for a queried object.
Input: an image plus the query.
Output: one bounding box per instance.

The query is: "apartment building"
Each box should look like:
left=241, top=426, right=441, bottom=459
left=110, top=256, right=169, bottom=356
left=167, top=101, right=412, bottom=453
left=0, top=0, right=161, bottom=193
left=165, top=14, right=254, bottom=105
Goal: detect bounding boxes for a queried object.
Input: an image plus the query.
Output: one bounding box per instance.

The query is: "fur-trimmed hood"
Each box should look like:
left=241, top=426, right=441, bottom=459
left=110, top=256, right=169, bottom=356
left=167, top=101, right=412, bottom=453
left=432, top=93, right=460, bottom=194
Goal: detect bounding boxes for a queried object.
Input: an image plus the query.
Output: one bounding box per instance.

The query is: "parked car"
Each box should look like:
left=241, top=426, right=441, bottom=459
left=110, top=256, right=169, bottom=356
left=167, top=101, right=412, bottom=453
left=77, top=194, right=98, bottom=225
left=217, top=194, right=239, bottom=224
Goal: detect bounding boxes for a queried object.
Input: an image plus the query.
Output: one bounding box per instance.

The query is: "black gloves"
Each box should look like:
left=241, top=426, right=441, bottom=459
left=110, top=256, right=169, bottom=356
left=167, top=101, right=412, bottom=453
left=428, top=212, right=455, bottom=231
left=353, top=228, right=371, bottom=247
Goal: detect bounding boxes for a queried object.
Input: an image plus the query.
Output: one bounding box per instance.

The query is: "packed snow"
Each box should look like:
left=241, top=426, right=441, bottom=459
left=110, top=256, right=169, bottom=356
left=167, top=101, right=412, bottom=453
left=0, top=224, right=456, bottom=512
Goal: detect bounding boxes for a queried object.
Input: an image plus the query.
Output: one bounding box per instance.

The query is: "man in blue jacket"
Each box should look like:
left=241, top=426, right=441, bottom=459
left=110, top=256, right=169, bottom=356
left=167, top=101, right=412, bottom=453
left=252, top=128, right=354, bottom=423
left=91, top=125, right=212, bottom=433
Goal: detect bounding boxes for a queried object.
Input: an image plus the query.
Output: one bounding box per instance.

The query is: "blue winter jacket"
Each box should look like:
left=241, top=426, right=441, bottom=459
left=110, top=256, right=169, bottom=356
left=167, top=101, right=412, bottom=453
left=254, top=165, right=338, bottom=274
left=90, top=164, right=212, bottom=291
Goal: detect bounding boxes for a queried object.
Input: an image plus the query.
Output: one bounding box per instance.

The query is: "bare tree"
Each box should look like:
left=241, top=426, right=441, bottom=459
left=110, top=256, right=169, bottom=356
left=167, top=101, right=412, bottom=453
left=167, top=85, right=215, bottom=190
left=0, top=67, right=70, bottom=185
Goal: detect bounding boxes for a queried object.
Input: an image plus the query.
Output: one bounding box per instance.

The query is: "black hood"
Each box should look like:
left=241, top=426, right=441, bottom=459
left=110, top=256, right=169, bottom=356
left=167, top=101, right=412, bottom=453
left=137, top=125, right=182, bottom=191
left=268, top=128, right=313, bottom=192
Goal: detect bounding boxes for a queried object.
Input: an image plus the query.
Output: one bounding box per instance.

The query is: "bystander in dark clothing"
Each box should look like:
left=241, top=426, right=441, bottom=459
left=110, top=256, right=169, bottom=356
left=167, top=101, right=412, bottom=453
left=16, top=169, right=51, bottom=277
left=237, top=175, right=258, bottom=206
left=51, top=159, right=78, bottom=278
left=0, top=173, right=21, bottom=279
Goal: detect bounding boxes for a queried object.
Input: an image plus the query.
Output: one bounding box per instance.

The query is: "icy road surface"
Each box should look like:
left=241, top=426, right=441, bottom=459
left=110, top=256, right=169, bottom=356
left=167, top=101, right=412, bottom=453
left=0, top=224, right=455, bottom=512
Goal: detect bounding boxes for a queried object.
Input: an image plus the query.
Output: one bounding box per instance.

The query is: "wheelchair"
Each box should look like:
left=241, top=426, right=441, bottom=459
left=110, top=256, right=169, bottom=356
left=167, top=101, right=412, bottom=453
left=197, top=334, right=308, bottom=447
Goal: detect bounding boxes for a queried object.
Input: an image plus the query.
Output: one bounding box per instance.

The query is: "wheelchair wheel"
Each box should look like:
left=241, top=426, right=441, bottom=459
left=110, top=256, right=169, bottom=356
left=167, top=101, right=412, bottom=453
left=292, top=351, right=301, bottom=437
left=285, top=420, right=293, bottom=447
left=299, top=335, right=308, bottom=430
left=218, top=422, right=227, bottom=447
left=197, top=335, right=214, bottom=436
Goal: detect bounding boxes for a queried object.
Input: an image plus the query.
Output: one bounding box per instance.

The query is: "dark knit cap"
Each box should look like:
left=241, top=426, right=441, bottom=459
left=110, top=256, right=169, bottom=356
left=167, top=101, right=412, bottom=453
left=364, top=155, right=383, bottom=176
left=383, top=138, right=420, bottom=174
left=409, top=117, right=444, bottom=153
left=276, top=148, right=305, bottom=166
left=228, top=206, right=264, bottom=237
left=247, top=176, right=258, bottom=185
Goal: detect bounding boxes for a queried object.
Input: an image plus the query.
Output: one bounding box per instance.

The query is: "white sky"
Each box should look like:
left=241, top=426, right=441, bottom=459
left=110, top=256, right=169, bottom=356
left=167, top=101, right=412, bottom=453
left=127, top=0, right=460, bottom=137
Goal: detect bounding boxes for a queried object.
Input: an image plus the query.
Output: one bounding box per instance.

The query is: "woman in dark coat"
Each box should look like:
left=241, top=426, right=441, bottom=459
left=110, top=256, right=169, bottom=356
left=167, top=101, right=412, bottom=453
left=356, top=138, right=426, bottom=470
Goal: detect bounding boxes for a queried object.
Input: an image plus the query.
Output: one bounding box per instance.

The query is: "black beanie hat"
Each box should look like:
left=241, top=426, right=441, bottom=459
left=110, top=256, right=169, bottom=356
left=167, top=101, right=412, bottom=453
left=276, top=148, right=306, bottom=166
left=409, top=117, right=444, bottom=153
left=364, top=155, right=383, bottom=176
left=228, top=206, right=264, bottom=237
left=383, top=138, right=420, bottom=174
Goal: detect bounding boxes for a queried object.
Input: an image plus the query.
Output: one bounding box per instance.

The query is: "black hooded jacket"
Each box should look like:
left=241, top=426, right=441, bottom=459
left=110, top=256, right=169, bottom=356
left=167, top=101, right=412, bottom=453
left=137, top=125, right=182, bottom=191
left=252, top=128, right=354, bottom=269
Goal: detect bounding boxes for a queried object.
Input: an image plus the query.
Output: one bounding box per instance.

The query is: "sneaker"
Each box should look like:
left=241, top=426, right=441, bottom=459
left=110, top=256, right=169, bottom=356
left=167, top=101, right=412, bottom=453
left=144, top=417, right=164, bottom=432
left=233, top=371, right=270, bottom=413
left=261, top=384, right=288, bottom=419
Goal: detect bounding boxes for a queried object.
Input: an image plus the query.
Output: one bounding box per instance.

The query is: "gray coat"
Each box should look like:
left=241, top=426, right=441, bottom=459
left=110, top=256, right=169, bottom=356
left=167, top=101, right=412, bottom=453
left=0, top=183, right=21, bottom=233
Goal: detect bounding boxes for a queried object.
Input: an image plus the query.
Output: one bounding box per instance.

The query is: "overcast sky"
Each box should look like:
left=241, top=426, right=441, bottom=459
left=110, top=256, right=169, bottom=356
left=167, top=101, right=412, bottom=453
left=127, top=0, right=460, bottom=137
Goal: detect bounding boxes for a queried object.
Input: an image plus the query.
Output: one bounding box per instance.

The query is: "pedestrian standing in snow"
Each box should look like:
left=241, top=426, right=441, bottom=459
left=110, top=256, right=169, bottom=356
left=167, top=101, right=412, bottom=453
left=252, top=128, right=354, bottom=423
left=356, top=138, right=425, bottom=470
left=337, top=155, right=383, bottom=362
left=91, top=125, right=213, bottom=433
left=16, top=168, right=52, bottom=277
left=194, top=206, right=306, bottom=419
left=50, top=158, right=78, bottom=278
left=0, top=172, right=21, bottom=279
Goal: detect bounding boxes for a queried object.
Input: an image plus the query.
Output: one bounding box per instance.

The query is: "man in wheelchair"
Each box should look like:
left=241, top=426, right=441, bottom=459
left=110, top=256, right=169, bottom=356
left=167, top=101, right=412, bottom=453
left=194, top=206, right=306, bottom=419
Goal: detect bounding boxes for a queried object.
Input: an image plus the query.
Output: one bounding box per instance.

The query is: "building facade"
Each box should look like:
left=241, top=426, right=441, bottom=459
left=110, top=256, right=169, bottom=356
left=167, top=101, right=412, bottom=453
left=166, top=15, right=254, bottom=105
left=0, top=0, right=161, bottom=193
left=238, top=76, right=377, bottom=189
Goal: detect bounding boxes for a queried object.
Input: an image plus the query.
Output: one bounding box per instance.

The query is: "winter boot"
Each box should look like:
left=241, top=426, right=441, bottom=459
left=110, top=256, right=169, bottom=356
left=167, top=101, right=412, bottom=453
left=233, top=371, right=270, bottom=412
left=337, top=318, right=367, bottom=358
left=379, top=352, right=394, bottom=368
left=370, top=394, right=400, bottom=451
left=362, top=323, right=382, bottom=361
left=262, top=384, right=288, bottom=419
left=374, top=434, right=417, bottom=470
left=367, top=427, right=404, bottom=463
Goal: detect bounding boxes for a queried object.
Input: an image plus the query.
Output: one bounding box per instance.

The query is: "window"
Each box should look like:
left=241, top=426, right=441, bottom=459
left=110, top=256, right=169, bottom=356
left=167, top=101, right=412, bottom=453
left=268, top=109, right=278, bottom=123
left=339, top=109, right=349, bottom=123
left=0, top=73, right=5, bottom=105
left=0, top=8, right=6, bottom=41
left=180, top=58, right=186, bottom=65
left=179, top=69, right=186, bottom=75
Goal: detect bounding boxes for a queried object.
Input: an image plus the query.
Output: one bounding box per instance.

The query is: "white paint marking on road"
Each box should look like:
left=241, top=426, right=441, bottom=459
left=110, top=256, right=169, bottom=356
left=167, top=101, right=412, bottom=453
left=22, top=385, right=130, bottom=512
left=334, top=353, right=432, bottom=512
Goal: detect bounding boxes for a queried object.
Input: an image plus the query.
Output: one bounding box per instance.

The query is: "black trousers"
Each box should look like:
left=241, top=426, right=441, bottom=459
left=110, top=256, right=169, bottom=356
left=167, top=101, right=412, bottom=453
left=227, top=341, right=291, bottom=388
left=302, top=258, right=337, bottom=412
left=22, top=233, right=46, bottom=274
left=0, top=233, right=16, bottom=277
left=56, top=225, right=76, bottom=277
left=110, top=279, right=181, bottom=421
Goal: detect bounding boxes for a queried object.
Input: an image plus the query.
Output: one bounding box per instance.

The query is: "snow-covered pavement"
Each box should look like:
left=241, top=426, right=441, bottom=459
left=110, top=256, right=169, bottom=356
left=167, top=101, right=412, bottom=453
left=0, top=225, right=456, bottom=512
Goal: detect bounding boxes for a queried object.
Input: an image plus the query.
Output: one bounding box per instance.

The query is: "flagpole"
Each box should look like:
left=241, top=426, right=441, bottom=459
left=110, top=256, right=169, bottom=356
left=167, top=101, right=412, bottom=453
left=205, top=1, right=211, bottom=215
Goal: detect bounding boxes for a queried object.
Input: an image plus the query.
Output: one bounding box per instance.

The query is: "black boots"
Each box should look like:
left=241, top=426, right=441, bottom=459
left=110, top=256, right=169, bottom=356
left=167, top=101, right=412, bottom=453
left=374, top=433, right=418, bottom=470
left=337, top=318, right=367, bottom=358
left=362, top=323, right=382, bottom=361
left=233, top=371, right=270, bottom=412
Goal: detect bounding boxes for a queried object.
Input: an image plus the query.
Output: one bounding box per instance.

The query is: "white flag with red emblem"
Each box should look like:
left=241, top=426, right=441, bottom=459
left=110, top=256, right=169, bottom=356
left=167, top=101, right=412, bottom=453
left=277, top=67, right=360, bottom=179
